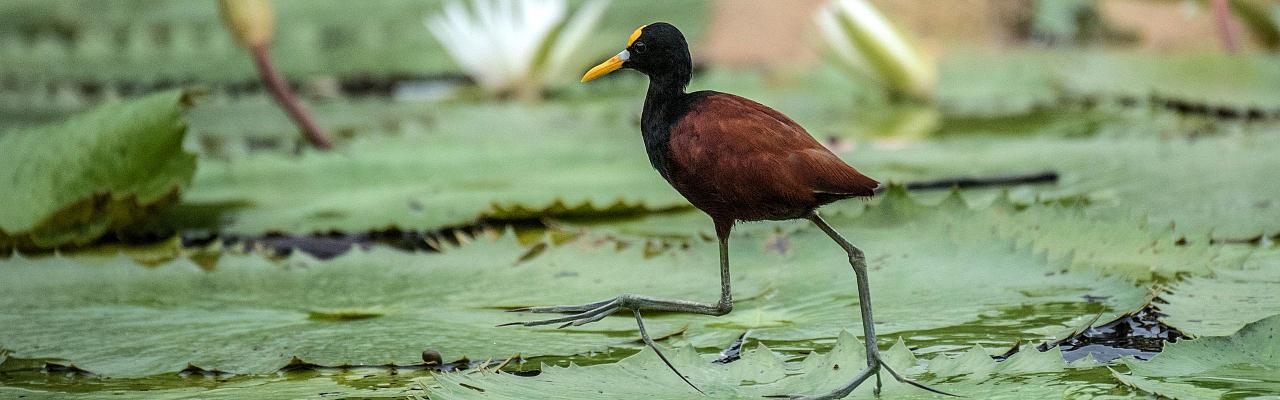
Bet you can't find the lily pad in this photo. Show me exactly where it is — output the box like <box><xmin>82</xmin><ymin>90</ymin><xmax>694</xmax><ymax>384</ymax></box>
<box><xmin>0</xmin><ymin>90</ymin><xmax>196</xmax><ymax>251</ymax></box>
<box><xmin>939</xmin><ymin>50</ymin><xmax>1280</xmax><ymax>115</ymax></box>
<box><xmin>846</xmin><ymin>132</ymin><xmax>1280</xmax><ymax>241</ymax></box>
<box><xmin>562</xmin><ymin>188</ymin><xmax>1233</xmax><ymax>280</ymax></box>
<box><xmin>1157</xmin><ymin>249</ymin><xmax>1280</xmax><ymax>337</ymax></box>
<box><xmin>0</xmin><ymin>0</ymin><xmax>710</xmax><ymax>87</ymax></box>
<box><xmin>0</xmin><ymin>189</ymin><xmax>1149</xmax><ymax>377</ymax></box>
<box><xmin>159</xmin><ymin>101</ymin><xmax>688</xmax><ymax>235</ymax></box>
<box><xmin>0</xmin><ymin>368</ymin><xmax>426</xmax><ymax>399</ymax></box>
<box><xmin>0</xmin><ymin>237</ymin><xmax>706</xmax><ymax>377</ymax></box>
<box><xmin>427</xmin><ymin>330</ymin><xmax>1119</xmax><ymax>399</ymax></box>
<box><xmin>1114</xmin><ymin>314</ymin><xmax>1280</xmax><ymax>399</ymax></box>
<box><xmin>542</xmin><ymin>189</ymin><xmax>1153</xmax><ymax>351</ymax></box>
<box><xmin>171</xmin><ymin>101</ymin><xmax>1280</xmax><ymax>244</ymax></box>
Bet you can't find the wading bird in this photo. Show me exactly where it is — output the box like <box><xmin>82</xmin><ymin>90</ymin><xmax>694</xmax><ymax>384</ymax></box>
<box><xmin>505</xmin><ymin>22</ymin><xmax>951</xmax><ymax>399</ymax></box>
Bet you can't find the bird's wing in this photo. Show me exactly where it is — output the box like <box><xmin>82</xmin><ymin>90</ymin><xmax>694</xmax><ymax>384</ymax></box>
<box><xmin>670</xmin><ymin>93</ymin><xmax>878</xmax><ymax>198</ymax></box>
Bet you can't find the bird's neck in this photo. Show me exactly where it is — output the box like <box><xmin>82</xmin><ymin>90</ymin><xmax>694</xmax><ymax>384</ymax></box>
<box><xmin>641</xmin><ymin>70</ymin><xmax>690</xmax><ymax>127</ymax></box>
<box><xmin>640</xmin><ymin>48</ymin><xmax>694</xmax><ymax>122</ymax></box>
<box><xmin>640</xmin><ymin>71</ymin><xmax>691</xmax><ymax>181</ymax></box>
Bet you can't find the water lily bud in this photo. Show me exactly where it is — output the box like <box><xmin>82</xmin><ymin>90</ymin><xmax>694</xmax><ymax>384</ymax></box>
<box><xmin>218</xmin><ymin>0</ymin><xmax>275</xmax><ymax>48</ymax></box>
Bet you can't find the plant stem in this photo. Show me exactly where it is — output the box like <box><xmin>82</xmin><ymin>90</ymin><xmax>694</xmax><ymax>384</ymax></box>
<box><xmin>250</xmin><ymin>44</ymin><xmax>334</xmax><ymax>150</ymax></box>
<box><xmin>1212</xmin><ymin>0</ymin><xmax>1239</xmax><ymax>54</ymax></box>
<box><xmin>875</xmin><ymin>171</ymin><xmax>1059</xmax><ymax>193</ymax></box>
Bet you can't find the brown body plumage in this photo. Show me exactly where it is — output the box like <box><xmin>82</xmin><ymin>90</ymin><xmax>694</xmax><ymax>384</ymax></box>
<box><xmin>666</xmin><ymin>93</ymin><xmax>878</xmax><ymax>224</ymax></box>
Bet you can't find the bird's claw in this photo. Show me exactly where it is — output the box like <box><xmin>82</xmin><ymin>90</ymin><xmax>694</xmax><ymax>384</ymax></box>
<box><xmin>500</xmin><ymin>297</ymin><xmax>623</xmax><ymax>328</ymax></box>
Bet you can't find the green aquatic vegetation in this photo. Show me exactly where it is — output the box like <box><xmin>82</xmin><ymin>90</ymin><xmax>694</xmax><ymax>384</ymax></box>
<box><xmin>1157</xmin><ymin>249</ymin><xmax>1280</xmax><ymax>337</ymax></box>
<box><xmin>162</xmin><ymin>101</ymin><xmax>687</xmax><ymax>235</ymax></box>
<box><xmin>563</xmin><ymin>188</ymin><xmax>1232</xmax><ymax>280</ymax></box>
<box><xmin>427</xmin><ymin>330</ymin><xmax>1123</xmax><ymax>399</ymax></box>
<box><xmin>1114</xmin><ymin>314</ymin><xmax>1280</xmax><ymax>399</ymax></box>
<box><xmin>0</xmin><ymin>0</ymin><xmax>711</xmax><ymax>88</ymax></box>
<box><xmin>0</xmin><ymin>189</ymin><xmax>1152</xmax><ymax>379</ymax></box>
<box><xmin>525</xmin><ymin>188</ymin><xmax>1152</xmax><ymax>351</ymax></box>
<box><xmin>0</xmin><ymin>238</ymin><xmax>701</xmax><ymax>377</ymax></box>
<box><xmin>845</xmin><ymin>131</ymin><xmax>1280</xmax><ymax>241</ymax></box>
<box><xmin>160</xmin><ymin>88</ymin><xmax>1280</xmax><ymax>241</ymax></box>
<box><xmin>0</xmin><ymin>90</ymin><xmax>196</xmax><ymax>251</ymax></box>
<box><xmin>1</xmin><ymin>5</ymin><xmax>1277</xmax><ymax>396</ymax></box>
<box><xmin>938</xmin><ymin>50</ymin><xmax>1280</xmax><ymax>115</ymax></box>
<box><xmin>0</xmin><ymin>367</ymin><xmax>428</xmax><ymax>399</ymax></box>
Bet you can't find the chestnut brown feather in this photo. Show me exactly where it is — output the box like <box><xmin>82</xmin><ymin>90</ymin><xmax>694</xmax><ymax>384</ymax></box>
<box><xmin>666</xmin><ymin>93</ymin><xmax>879</xmax><ymax>222</ymax></box>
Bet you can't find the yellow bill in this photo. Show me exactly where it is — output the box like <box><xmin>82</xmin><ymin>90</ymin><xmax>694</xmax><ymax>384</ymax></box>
<box><xmin>582</xmin><ymin>25</ymin><xmax>646</xmax><ymax>82</ymax></box>
<box><xmin>581</xmin><ymin>50</ymin><xmax>628</xmax><ymax>82</ymax></box>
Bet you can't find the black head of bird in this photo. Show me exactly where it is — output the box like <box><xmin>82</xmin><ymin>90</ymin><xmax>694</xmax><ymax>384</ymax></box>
<box><xmin>582</xmin><ymin>22</ymin><xmax>692</xmax><ymax>89</ymax></box>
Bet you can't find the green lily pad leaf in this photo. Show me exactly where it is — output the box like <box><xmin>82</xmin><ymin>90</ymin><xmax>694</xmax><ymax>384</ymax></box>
<box><xmin>0</xmin><ymin>367</ymin><xmax>427</xmax><ymax>399</ymax></box>
<box><xmin>1110</xmin><ymin>372</ymin><xmax>1226</xmax><ymax>400</ymax></box>
<box><xmin>0</xmin><ymin>1</ymin><xmax>710</xmax><ymax>91</ymax></box>
<box><xmin>567</xmin><ymin>187</ymin><xmax>1230</xmax><ymax>280</ymax></box>
<box><xmin>936</xmin><ymin>51</ymin><xmax>1058</xmax><ymax>117</ymax></box>
<box><xmin>939</xmin><ymin>50</ymin><xmax>1280</xmax><ymax>116</ymax></box>
<box><xmin>1157</xmin><ymin>250</ymin><xmax>1280</xmax><ymax>337</ymax></box>
<box><xmin>160</xmin><ymin>101</ymin><xmax>687</xmax><ymax>235</ymax></box>
<box><xmin>165</xmin><ymin>71</ymin><xmax>1280</xmax><ymax>239</ymax></box>
<box><xmin>0</xmin><ymin>188</ymin><xmax>1149</xmax><ymax>378</ymax></box>
<box><xmin>846</xmin><ymin>133</ymin><xmax>1280</xmax><ymax>241</ymax></box>
<box><xmin>426</xmin><ymin>330</ymin><xmax>1102</xmax><ymax>399</ymax></box>
<box><xmin>0</xmin><ymin>235</ymin><xmax>712</xmax><ymax>377</ymax></box>
<box><xmin>1058</xmin><ymin>52</ymin><xmax>1280</xmax><ymax>111</ymax></box>
<box><xmin>588</xmin><ymin>188</ymin><xmax>1150</xmax><ymax>352</ymax></box>
<box><xmin>0</xmin><ymin>90</ymin><xmax>196</xmax><ymax>251</ymax></box>
<box><xmin>1114</xmin><ymin>314</ymin><xmax>1280</xmax><ymax>399</ymax></box>
<box><xmin>989</xmin><ymin>203</ymin><xmax>1238</xmax><ymax>280</ymax></box>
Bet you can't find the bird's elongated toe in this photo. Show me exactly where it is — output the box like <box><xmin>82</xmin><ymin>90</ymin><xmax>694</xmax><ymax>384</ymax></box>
<box><xmin>499</xmin><ymin>297</ymin><xmax>623</xmax><ymax>328</ymax></box>
<box><xmin>506</xmin><ymin>298</ymin><xmax>619</xmax><ymax>314</ymax></box>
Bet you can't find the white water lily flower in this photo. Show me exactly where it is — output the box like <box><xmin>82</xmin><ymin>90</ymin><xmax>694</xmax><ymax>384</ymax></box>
<box><xmin>427</xmin><ymin>0</ymin><xmax>611</xmax><ymax>100</ymax></box>
<box><xmin>815</xmin><ymin>0</ymin><xmax>936</xmax><ymax>102</ymax></box>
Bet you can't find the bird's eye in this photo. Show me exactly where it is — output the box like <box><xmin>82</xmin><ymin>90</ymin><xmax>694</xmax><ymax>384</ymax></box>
<box><xmin>633</xmin><ymin>42</ymin><xmax>647</xmax><ymax>54</ymax></box>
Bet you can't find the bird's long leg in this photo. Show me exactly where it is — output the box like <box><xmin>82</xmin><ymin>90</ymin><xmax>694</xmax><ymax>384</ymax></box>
<box><xmin>786</xmin><ymin>213</ymin><xmax>957</xmax><ymax>400</ymax></box>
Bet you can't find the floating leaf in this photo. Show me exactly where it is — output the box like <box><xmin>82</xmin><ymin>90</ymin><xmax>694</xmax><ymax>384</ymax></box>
<box><xmin>541</xmin><ymin>188</ymin><xmax>1153</xmax><ymax>352</ymax></box>
<box><xmin>988</xmin><ymin>204</ymin><xmax>1239</xmax><ymax>280</ymax></box>
<box><xmin>427</xmin><ymin>330</ymin><xmax>1110</xmax><ymax>399</ymax></box>
<box><xmin>938</xmin><ymin>50</ymin><xmax>1280</xmax><ymax>116</ymax></box>
<box><xmin>0</xmin><ymin>90</ymin><xmax>196</xmax><ymax>251</ymax></box>
<box><xmin>846</xmin><ymin>132</ymin><xmax>1280</xmax><ymax>241</ymax></box>
<box><xmin>1114</xmin><ymin>314</ymin><xmax>1280</xmax><ymax>399</ymax></box>
<box><xmin>0</xmin><ymin>0</ymin><xmax>710</xmax><ymax>93</ymax></box>
<box><xmin>564</xmin><ymin>188</ymin><xmax>1230</xmax><ymax>280</ymax></box>
<box><xmin>0</xmin><ymin>190</ymin><xmax>1150</xmax><ymax>377</ymax></box>
<box><xmin>0</xmin><ymin>368</ymin><xmax>426</xmax><ymax>399</ymax></box>
<box><xmin>160</xmin><ymin>101</ymin><xmax>687</xmax><ymax>235</ymax></box>
<box><xmin>0</xmin><ymin>236</ymin><xmax>705</xmax><ymax>377</ymax></box>
<box><xmin>1157</xmin><ymin>249</ymin><xmax>1280</xmax><ymax>337</ymax></box>
<box><xmin>171</xmin><ymin>94</ymin><xmax>1280</xmax><ymax>244</ymax></box>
